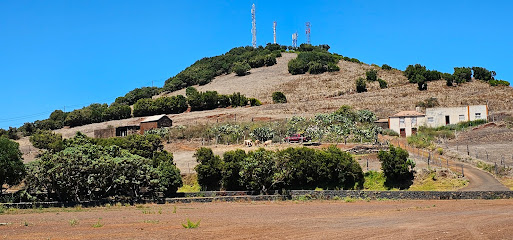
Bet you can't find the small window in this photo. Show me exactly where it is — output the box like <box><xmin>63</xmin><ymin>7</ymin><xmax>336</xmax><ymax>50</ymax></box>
<box><xmin>459</xmin><ymin>115</ymin><xmax>465</xmax><ymax>121</ymax></box>
<box><xmin>428</xmin><ymin>117</ymin><xmax>434</xmax><ymax>123</ymax></box>
<box><xmin>475</xmin><ymin>113</ymin><xmax>481</xmax><ymax>119</ymax></box>
<box><xmin>399</xmin><ymin>117</ymin><xmax>405</xmax><ymax>124</ymax></box>
<box><xmin>411</xmin><ymin>117</ymin><xmax>417</xmax><ymax>125</ymax></box>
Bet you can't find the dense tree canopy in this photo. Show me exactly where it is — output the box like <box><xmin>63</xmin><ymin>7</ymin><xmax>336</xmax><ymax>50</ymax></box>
<box><xmin>0</xmin><ymin>137</ymin><xmax>26</xmax><ymax>193</ymax></box>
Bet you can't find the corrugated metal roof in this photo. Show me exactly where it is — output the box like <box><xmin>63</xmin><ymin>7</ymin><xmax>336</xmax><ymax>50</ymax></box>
<box><xmin>141</xmin><ymin>114</ymin><xmax>168</xmax><ymax>123</ymax></box>
<box><xmin>391</xmin><ymin>111</ymin><xmax>425</xmax><ymax>117</ymax></box>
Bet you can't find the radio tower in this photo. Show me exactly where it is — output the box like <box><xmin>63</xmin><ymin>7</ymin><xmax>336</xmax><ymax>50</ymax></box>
<box><xmin>292</xmin><ymin>32</ymin><xmax>298</xmax><ymax>48</ymax></box>
<box><xmin>305</xmin><ymin>22</ymin><xmax>311</xmax><ymax>44</ymax></box>
<box><xmin>273</xmin><ymin>21</ymin><xmax>277</xmax><ymax>44</ymax></box>
<box><xmin>251</xmin><ymin>4</ymin><xmax>257</xmax><ymax>48</ymax></box>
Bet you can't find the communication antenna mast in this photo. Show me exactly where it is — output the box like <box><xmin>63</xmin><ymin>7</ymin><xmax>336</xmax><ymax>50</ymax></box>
<box><xmin>292</xmin><ymin>32</ymin><xmax>298</xmax><ymax>48</ymax></box>
<box><xmin>273</xmin><ymin>21</ymin><xmax>277</xmax><ymax>44</ymax></box>
<box><xmin>305</xmin><ymin>22</ymin><xmax>311</xmax><ymax>44</ymax></box>
<box><xmin>251</xmin><ymin>4</ymin><xmax>257</xmax><ymax>48</ymax></box>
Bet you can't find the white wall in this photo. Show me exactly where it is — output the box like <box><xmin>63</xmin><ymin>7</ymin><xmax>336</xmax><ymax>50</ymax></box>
<box><xmin>389</xmin><ymin>116</ymin><xmax>425</xmax><ymax>137</ymax></box>
<box><xmin>425</xmin><ymin>105</ymin><xmax>487</xmax><ymax>128</ymax></box>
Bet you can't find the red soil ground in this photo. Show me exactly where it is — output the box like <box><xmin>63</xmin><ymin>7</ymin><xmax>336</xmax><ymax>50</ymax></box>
<box><xmin>2</xmin><ymin>199</ymin><xmax>513</xmax><ymax>239</ymax></box>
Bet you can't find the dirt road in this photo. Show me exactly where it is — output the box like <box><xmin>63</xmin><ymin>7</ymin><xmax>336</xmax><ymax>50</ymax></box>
<box><xmin>2</xmin><ymin>200</ymin><xmax>513</xmax><ymax>239</ymax></box>
<box><xmin>458</xmin><ymin>162</ymin><xmax>510</xmax><ymax>191</ymax></box>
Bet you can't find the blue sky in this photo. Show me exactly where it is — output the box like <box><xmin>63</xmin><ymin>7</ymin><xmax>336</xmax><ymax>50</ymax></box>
<box><xmin>1</xmin><ymin>0</ymin><xmax>512</xmax><ymax>129</ymax></box>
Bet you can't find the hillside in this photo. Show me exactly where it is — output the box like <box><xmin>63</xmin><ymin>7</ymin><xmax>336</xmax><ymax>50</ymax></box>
<box><xmin>157</xmin><ymin>52</ymin><xmax>513</xmax><ymax>120</ymax></box>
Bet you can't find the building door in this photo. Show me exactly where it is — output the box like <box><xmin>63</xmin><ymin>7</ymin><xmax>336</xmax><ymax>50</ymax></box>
<box><xmin>400</xmin><ymin>128</ymin><xmax>406</xmax><ymax>137</ymax></box>
<box><xmin>445</xmin><ymin>116</ymin><xmax>450</xmax><ymax>125</ymax></box>
<box><xmin>412</xmin><ymin>128</ymin><xmax>417</xmax><ymax>135</ymax></box>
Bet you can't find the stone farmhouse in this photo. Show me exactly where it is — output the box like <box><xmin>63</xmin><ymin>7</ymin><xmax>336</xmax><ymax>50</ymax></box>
<box><xmin>388</xmin><ymin>105</ymin><xmax>488</xmax><ymax>137</ymax></box>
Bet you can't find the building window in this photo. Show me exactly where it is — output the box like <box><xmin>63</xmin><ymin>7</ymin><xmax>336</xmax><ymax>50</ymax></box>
<box><xmin>399</xmin><ymin>117</ymin><xmax>405</xmax><ymax>124</ymax></box>
<box><xmin>411</xmin><ymin>117</ymin><xmax>417</xmax><ymax>125</ymax></box>
<box><xmin>459</xmin><ymin>115</ymin><xmax>465</xmax><ymax>121</ymax></box>
<box><xmin>475</xmin><ymin>113</ymin><xmax>481</xmax><ymax>119</ymax></box>
<box><xmin>428</xmin><ymin>117</ymin><xmax>434</xmax><ymax>123</ymax></box>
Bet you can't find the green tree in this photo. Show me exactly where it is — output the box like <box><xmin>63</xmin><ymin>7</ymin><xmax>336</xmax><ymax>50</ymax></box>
<box><xmin>288</xmin><ymin>58</ymin><xmax>308</xmax><ymax>75</ymax></box>
<box><xmin>443</xmin><ymin>73</ymin><xmax>455</xmax><ymax>86</ymax></box>
<box><xmin>378</xmin><ymin>79</ymin><xmax>388</xmax><ymax>89</ymax></box>
<box><xmin>272</xmin><ymin>91</ymin><xmax>287</xmax><ymax>103</ymax></box>
<box><xmin>356</xmin><ymin>77</ymin><xmax>367</xmax><ymax>93</ymax></box>
<box><xmin>453</xmin><ymin>67</ymin><xmax>472</xmax><ymax>83</ymax></box>
<box><xmin>194</xmin><ymin>148</ymin><xmax>223</xmax><ymax>191</ymax></box>
<box><xmin>29</xmin><ymin>130</ymin><xmax>64</xmax><ymax>153</ymax></box>
<box><xmin>381</xmin><ymin>64</ymin><xmax>392</xmax><ymax>70</ymax></box>
<box><xmin>366</xmin><ymin>69</ymin><xmax>378</xmax><ymax>82</ymax></box>
<box><xmin>472</xmin><ymin>67</ymin><xmax>493</xmax><ymax>81</ymax></box>
<box><xmin>0</xmin><ymin>137</ymin><xmax>26</xmax><ymax>193</ymax></box>
<box><xmin>233</xmin><ymin>62</ymin><xmax>251</xmax><ymax>76</ymax></box>
<box><xmin>378</xmin><ymin>146</ymin><xmax>415</xmax><ymax>189</ymax></box>
<box><xmin>133</xmin><ymin>98</ymin><xmax>157</xmax><ymax>117</ymax></box>
<box><xmin>239</xmin><ymin>149</ymin><xmax>277</xmax><ymax>193</ymax></box>
<box><xmin>221</xmin><ymin>149</ymin><xmax>247</xmax><ymax>190</ymax></box>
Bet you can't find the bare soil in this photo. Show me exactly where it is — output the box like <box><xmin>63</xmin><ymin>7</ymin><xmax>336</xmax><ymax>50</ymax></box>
<box><xmin>2</xmin><ymin>200</ymin><xmax>513</xmax><ymax>239</ymax></box>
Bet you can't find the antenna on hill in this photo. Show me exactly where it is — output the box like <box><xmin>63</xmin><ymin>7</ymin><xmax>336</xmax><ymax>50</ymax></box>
<box><xmin>305</xmin><ymin>22</ymin><xmax>311</xmax><ymax>44</ymax></box>
<box><xmin>251</xmin><ymin>4</ymin><xmax>257</xmax><ymax>48</ymax></box>
<box><xmin>292</xmin><ymin>32</ymin><xmax>298</xmax><ymax>48</ymax></box>
<box><xmin>273</xmin><ymin>21</ymin><xmax>277</xmax><ymax>44</ymax></box>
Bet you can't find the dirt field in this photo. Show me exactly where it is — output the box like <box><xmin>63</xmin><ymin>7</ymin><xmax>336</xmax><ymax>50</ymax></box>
<box><xmin>446</xmin><ymin>123</ymin><xmax>513</xmax><ymax>167</ymax></box>
<box><xmin>2</xmin><ymin>200</ymin><xmax>513</xmax><ymax>239</ymax></box>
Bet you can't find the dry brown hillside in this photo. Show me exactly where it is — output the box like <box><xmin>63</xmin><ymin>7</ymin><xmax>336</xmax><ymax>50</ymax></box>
<box><xmin>157</xmin><ymin>52</ymin><xmax>513</xmax><ymax>119</ymax></box>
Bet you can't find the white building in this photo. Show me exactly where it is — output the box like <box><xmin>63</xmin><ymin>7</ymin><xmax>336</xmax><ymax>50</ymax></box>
<box><xmin>389</xmin><ymin>111</ymin><xmax>425</xmax><ymax>137</ymax></box>
<box><xmin>425</xmin><ymin>105</ymin><xmax>487</xmax><ymax>128</ymax></box>
<box><xmin>388</xmin><ymin>105</ymin><xmax>488</xmax><ymax>137</ymax></box>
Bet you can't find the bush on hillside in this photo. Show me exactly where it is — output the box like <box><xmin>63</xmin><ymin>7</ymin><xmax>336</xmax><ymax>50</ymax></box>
<box><xmin>378</xmin><ymin>78</ymin><xmax>388</xmax><ymax>89</ymax></box>
<box><xmin>356</xmin><ymin>78</ymin><xmax>367</xmax><ymax>93</ymax></box>
<box><xmin>115</xmin><ymin>87</ymin><xmax>160</xmax><ymax>105</ymax></box>
<box><xmin>163</xmin><ymin>46</ymin><xmax>283</xmax><ymax>92</ymax></box>
<box><xmin>381</xmin><ymin>64</ymin><xmax>392</xmax><ymax>70</ymax></box>
<box><xmin>29</xmin><ymin>130</ymin><xmax>64</xmax><ymax>153</ymax></box>
<box><xmin>272</xmin><ymin>91</ymin><xmax>287</xmax><ymax>104</ymax></box>
<box><xmin>233</xmin><ymin>61</ymin><xmax>251</xmax><ymax>76</ymax></box>
<box><xmin>288</xmin><ymin>58</ymin><xmax>308</xmax><ymax>75</ymax></box>
<box><xmin>366</xmin><ymin>69</ymin><xmax>378</xmax><ymax>82</ymax></box>
<box><xmin>453</xmin><ymin>67</ymin><xmax>472</xmax><ymax>83</ymax></box>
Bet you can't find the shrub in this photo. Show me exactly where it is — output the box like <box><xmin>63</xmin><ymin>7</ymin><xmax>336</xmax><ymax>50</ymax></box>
<box><xmin>194</xmin><ymin>148</ymin><xmax>223</xmax><ymax>191</ymax></box>
<box><xmin>453</xmin><ymin>67</ymin><xmax>472</xmax><ymax>83</ymax></box>
<box><xmin>250</xmin><ymin>126</ymin><xmax>275</xmax><ymax>142</ymax></box>
<box><xmin>288</xmin><ymin>58</ymin><xmax>308</xmax><ymax>75</ymax></box>
<box><xmin>327</xmin><ymin>62</ymin><xmax>340</xmax><ymax>72</ymax></box>
<box><xmin>416</xmin><ymin>97</ymin><xmax>439</xmax><ymax>108</ymax></box>
<box><xmin>366</xmin><ymin>69</ymin><xmax>378</xmax><ymax>82</ymax></box>
<box><xmin>264</xmin><ymin>55</ymin><xmax>277</xmax><ymax>66</ymax></box>
<box><xmin>472</xmin><ymin>67</ymin><xmax>494</xmax><ymax>81</ymax></box>
<box><xmin>489</xmin><ymin>79</ymin><xmax>510</xmax><ymax>86</ymax></box>
<box><xmin>163</xmin><ymin>45</ymin><xmax>285</xmax><ymax>91</ymax></box>
<box><xmin>233</xmin><ymin>62</ymin><xmax>251</xmax><ymax>76</ymax></box>
<box><xmin>272</xmin><ymin>91</ymin><xmax>287</xmax><ymax>104</ymax></box>
<box><xmin>29</xmin><ymin>130</ymin><xmax>64</xmax><ymax>153</ymax></box>
<box><xmin>249</xmin><ymin>98</ymin><xmax>262</xmax><ymax>106</ymax></box>
<box><xmin>378</xmin><ymin>79</ymin><xmax>387</xmax><ymax>89</ymax></box>
<box><xmin>308</xmin><ymin>61</ymin><xmax>325</xmax><ymax>74</ymax></box>
<box><xmin>443</xmin><ymin>72</ymin><xmax>455</xmax><ymax>86</ymax></box>
<box><xmin>221</xmin><ymin>149</ymin><xmax>247</xmax><ymax>190</ymax></box>
<box><xmin>382</xmin><ymin>129</ymin><xmax>399</xmax><ymax>137</ymax></box>
<box><xmin>0</xmin><ymin>137</ymin><xmax>26</xmax><ymax>193</ymax></box>
<box><xmin>356</xmin><ymin>78</ymin><xmax>367</xmax><ymax>93</ymax></box>
<box><xmin>378</xmin><ymin>146</ymin><xmax>414</xmax><ymax>188</ymax></box>
<box><xmin>381</xmin><ymin>64</ymin><xmax>392</xmax><ymax>70</ymax></box>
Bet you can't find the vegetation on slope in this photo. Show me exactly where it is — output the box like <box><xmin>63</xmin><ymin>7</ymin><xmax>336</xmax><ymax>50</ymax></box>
<box><xmin>163</xmin><ymin>44</ymin><xmax>286</xmax><ymax>92</ymax></box>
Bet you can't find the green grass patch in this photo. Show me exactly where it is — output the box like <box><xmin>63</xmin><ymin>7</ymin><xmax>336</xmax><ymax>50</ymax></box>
<box><xmin>182</xmin><ymin>218</ymin><xmax>201</xmax><ymax>229</ymax></box>
<box><xmin>409</xmin><ymin>171</ymin><xmax>468</xmax><ymax>191</ymax></box>
<box><xmin>92</xmin><ymin>218</ymin><xmax>103</xmax><ymax>228</ymax></box>
<box><xmin>363</xmin><ymin>171</ymin><xmax>389</xmax><ymax>190</ymax></box>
